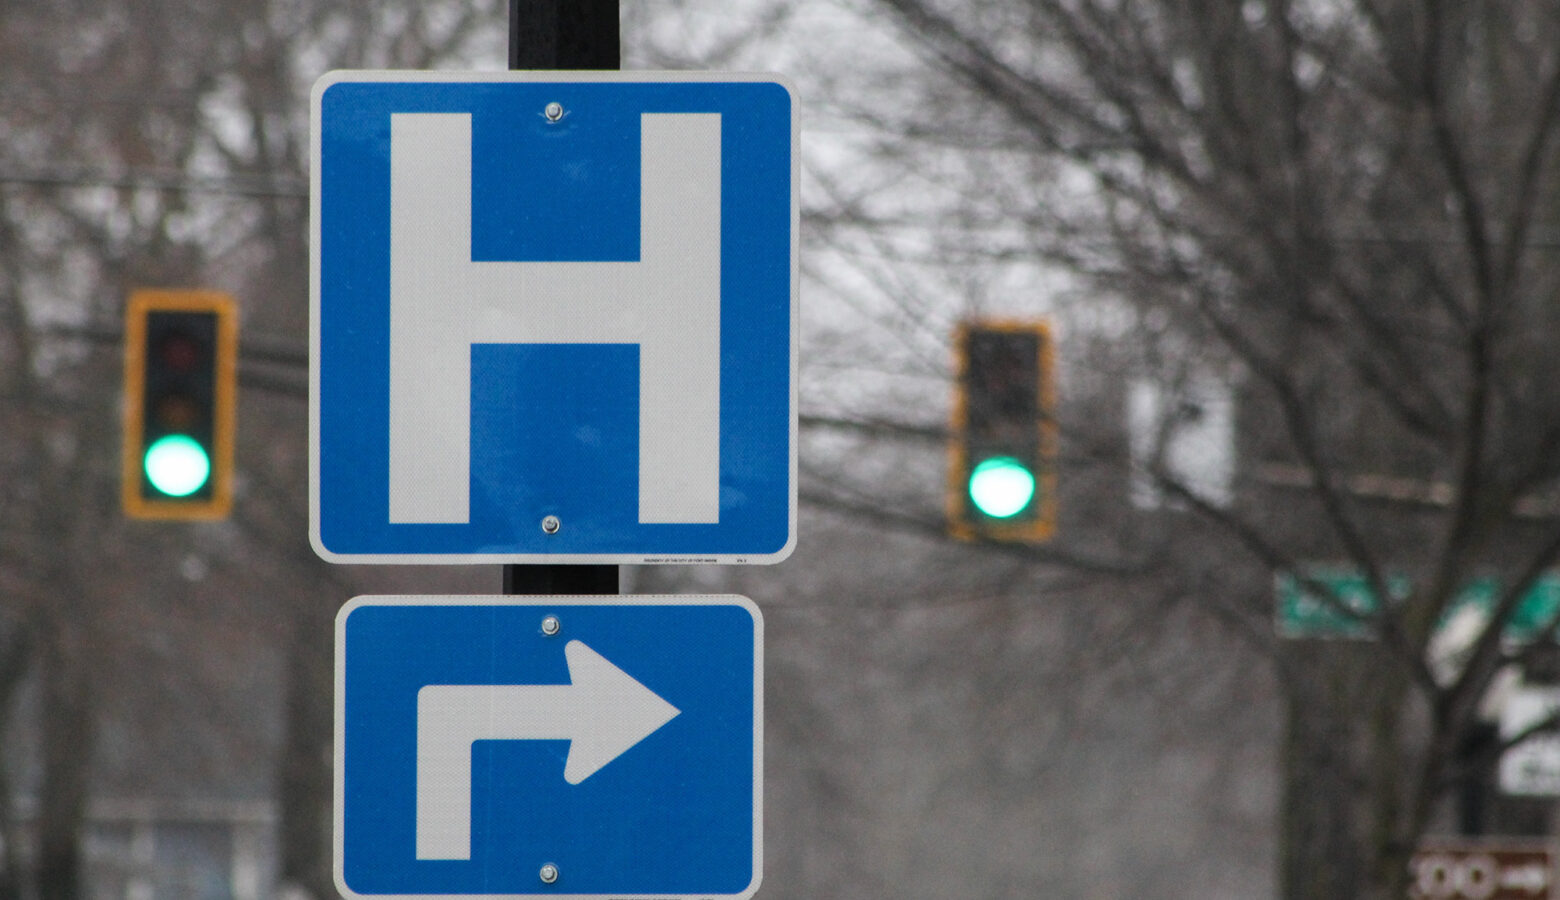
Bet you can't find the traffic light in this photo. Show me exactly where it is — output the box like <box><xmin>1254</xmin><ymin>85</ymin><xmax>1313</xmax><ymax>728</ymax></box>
<box><xmin>122</xmin><ymin>290</ymin><xmax>238</xmax><ymax>520</ymax></box>
<box><xmin>948</xmin><ymin>320</ymin><xmax>1056</xmax><ymax>542</ymax></box>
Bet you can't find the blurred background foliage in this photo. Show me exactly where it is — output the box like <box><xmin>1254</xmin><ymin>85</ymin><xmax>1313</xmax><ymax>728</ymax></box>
<box><xmin>2</xmin><ymin>1</ymin><xmax>1560</xmax><ymax>898</ymax></box>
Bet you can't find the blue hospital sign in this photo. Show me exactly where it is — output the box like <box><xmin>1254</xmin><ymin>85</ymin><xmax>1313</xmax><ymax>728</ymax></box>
<box><xmin>335</xmin><ymin>595</ymin><xmax>763</xmax><ymax>899</ymax></box>
<box><xmin>309</xmin><ymin>72</ymin><xmax>797</xmax><ymax>563</ymax></box>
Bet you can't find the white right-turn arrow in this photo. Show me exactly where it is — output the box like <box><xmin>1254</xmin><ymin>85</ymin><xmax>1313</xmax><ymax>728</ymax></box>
<box><xmin>415</xmin><ymin>639</ymin><xmax>681</xmax><ymax>860</ymax></box>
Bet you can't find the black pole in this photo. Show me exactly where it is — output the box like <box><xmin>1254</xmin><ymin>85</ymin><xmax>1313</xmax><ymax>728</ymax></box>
<box><xmin>503</xmin><ymin>0</ymin><xmax>621</xmax><ymax>596</ymax></box>
<box><xmin>508</xmin><ymin>0</ymin><xmax>620</xmax><ymax>70</ymax></box>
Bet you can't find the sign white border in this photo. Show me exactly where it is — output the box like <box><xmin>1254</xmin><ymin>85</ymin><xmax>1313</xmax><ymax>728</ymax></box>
<box><xmin>334</xmin><ymin>594</ymin><xmax>764</xmax><ymax>900</ymax></box>
<box><xmin>309</xmin><ymin>71</ymin><xmax>799</xmax><ymax>565</ymax></box>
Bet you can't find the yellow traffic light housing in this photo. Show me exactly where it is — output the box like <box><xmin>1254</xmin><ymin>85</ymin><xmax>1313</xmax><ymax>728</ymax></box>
<box><xmin>122</xmin><ymin>289</ymin><xmax>238</xmax><ymax>520</ymax></box>
<box><xmin>948</xmin><ymin>320</ymin><xmax>1056</xmax><ymax>542</ymax></box>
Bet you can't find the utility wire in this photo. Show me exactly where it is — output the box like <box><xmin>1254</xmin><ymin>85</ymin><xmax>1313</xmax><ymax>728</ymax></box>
<box><xmin>0</xmin><ymin>167</ymin><xmax>307</xmax><ymax>199</ymax></box>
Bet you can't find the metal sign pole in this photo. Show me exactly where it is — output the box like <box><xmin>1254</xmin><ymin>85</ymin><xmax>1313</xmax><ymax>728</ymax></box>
<box><xmin>503</xmin><ymin>0</ymin><xmax>621</xmax><ymax>595</ymax></box>
<box><xmin>508</xmin><ymin>0</ymin><xmax>619</xmax><ymax>70</ymax></box>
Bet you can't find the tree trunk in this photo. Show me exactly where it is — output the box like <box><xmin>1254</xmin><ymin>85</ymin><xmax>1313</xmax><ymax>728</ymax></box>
<box><xmin>1280</xmin><ymin>639</ymin><xmax>1416</xmax><ymax>900</ymax></box>
<box><xmin>277</xmin><ymin>601</ymin><xmax>335</xmax><ymax>899</ymax></box>
<box><xmin>34</xmin><ymin>618</ymin><xmax>91</xmax><ymax>900</ymax></box>
<box><xmin>0</xmin><ymin>620</ymin><xmax>31</xmax><ymax>900</ymax></box>
<box><xmin>1281</xmin><ymin>675</ymin><xmax>1364</xmax><ymax>897</ymax></box>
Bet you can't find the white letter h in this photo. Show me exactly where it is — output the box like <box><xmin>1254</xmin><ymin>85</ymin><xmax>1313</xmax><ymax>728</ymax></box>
<box><xmin>387</xmin><ymin>112</ymin><xmax>721</xmax><ymax>525</ymax></box>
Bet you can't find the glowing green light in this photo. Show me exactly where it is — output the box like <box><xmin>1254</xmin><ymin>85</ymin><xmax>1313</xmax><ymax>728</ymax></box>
<box><xmin>143</xmin><ymin>435</ymin><xmax>211</xmax><ymax>498</ymax></box>
<box><xmin>968</xmin><ymin>456</ymin><xmax>1036</xmax><ymax>518</ymax></box>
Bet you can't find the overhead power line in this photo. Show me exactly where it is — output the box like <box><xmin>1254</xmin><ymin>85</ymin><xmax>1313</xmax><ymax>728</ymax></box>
<box><xmin>0</xmin><ymin>166</ymin><xmax>307</xmax><ymax>199</ymax></box>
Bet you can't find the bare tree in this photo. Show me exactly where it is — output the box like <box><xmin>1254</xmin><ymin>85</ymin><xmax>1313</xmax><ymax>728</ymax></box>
<box><xmin>0</xmin><ymin>1</ymin><xmax>508</xmax><ymax>896</ymax></box>
<box><xmin>790</xmin><ymin>1</ymin><xmax>1560</xmax><ymax>896</ymax></box>
<box><xmin>14</xmin><ymin>0</ymin><xmax>1556</xmax><ymax>895</ymax></box>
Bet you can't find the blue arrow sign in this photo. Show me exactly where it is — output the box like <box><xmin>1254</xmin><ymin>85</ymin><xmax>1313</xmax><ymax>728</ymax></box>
<box><xmin>335</xmin><ymin>596</ymin><xmax>763</xmax><ymax>899</ymax></box>
<box><xmin>309</xmin><ymin>71</ymin><xmax>797</xmax><ymax>564</ymax></box>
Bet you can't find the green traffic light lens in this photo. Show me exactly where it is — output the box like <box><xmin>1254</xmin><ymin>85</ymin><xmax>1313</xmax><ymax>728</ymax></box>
<box><xmin>968</xmin><ymin>456</ymin><xmax>1036</xmax><ymax>518</ymax></box>
<box><xmin>143</xmin><ymin>435</ymin><xmax>211</xmax><ymax>497</ymax></box>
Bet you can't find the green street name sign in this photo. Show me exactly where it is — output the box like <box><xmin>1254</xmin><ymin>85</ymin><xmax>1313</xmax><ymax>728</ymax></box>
<box><xmin>1275</xmin><ymin>569</ymin><xmax>1560</xmax><ymax>641</ymax></box>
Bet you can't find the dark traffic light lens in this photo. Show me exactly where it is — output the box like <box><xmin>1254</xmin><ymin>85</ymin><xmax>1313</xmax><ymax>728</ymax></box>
<box><xmin>155</xmin><ymin>333</ymin><xmax>202</xmax><ymax>371</ymax></box>
<box><xmin>152</xmin><ymin>394</ymin><xmax>202</xmax><ymax>430</ymax></box>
